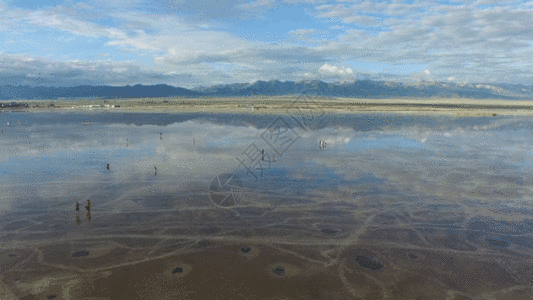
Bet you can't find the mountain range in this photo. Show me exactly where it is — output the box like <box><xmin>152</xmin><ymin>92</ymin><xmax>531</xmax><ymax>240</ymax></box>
<box><xmin>1</xmin><ymin>80</ymin><xmax>532</xmax><ymax>100</ymax></box>
<box><xmin>0</xmin><ymin>84</ymin><xmax>200</xmax><ymax>100</ymax></box>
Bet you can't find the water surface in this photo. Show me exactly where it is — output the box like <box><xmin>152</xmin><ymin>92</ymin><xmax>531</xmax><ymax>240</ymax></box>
<box><xmin>1</xmin><ymin>111</ymin><xmax>532</xmax><ymax>299</ymax></box>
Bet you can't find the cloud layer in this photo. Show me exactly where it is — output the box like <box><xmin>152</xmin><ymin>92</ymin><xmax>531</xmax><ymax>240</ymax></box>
<box><xmin>0</xmin><ymin>0</ymin><xmax>532</xmax><ymax>87</ymax></box>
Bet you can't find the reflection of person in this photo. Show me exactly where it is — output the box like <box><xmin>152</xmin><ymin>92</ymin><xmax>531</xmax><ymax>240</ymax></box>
<box><xmin>85</xmin><ymin>200</ymin><xmax>91</xmax><ymax>212</ymax></box>
<box><xmin>76</xmin><ymin>214</ymin><xmax>81</xmax><ymax>226</ymax></box>
<box><xmin>75</xmin><ymin>201</ymin><xmax>80</xmax><ymax>211</ymax></box>
<box><xmin>86</xmin><ymin>211</ymin><xmax>92</xmax><ymax>222</ymax></box>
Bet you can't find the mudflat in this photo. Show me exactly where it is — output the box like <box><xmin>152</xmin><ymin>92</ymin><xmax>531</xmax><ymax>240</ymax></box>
<box><xmin>2</xmin><ymin>201</ymin><xmax>532</xmax><ymax>300</ymax></box>
<box><xmin>3</xmin><ymin>96</ymin><xmax>533</xmax><ymax>116</ymax></box>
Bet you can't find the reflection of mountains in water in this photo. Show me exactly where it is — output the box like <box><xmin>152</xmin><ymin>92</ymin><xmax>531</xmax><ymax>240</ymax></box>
<box><xmin>16</xmin><ymin>112</ymin><xmax>530</xmax><ymax>135</ymax></box>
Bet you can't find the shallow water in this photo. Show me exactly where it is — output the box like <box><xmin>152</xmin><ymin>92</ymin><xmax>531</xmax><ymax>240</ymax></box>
<box><xmin>1</xmin><ymin>110</ymin><xmax>533</xmax><ymax>299</ymax></box>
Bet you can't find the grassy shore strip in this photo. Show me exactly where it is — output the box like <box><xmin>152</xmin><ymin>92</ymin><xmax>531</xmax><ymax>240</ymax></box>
<box><xmin>2</xmin><ymin>97</ymin><xmax>533</xmax><ymax>116</ymax></box>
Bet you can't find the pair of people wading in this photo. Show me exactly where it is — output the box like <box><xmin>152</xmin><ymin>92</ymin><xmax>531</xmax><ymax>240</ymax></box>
<box><xmin>75</xmin><ymin>200</ymin><xmax>92</xmax><ymax>224</ymax></box>
<box><xmin>75</xmin><ymin>200</ymin><xmax>91</xmax><ymax>212</ymax></box>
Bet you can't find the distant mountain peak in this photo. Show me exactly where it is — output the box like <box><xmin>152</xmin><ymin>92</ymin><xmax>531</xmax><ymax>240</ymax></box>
<box><xmin>1</xmin><ymin>80</ymin><xmax>531</xmax><ymax>100</ymax></box>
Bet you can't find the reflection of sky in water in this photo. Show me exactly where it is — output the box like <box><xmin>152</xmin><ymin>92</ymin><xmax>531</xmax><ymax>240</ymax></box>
<box><xmin>343</xmin><ymin>136</ymin><xmax>424</xmax><ymax>151</ymax></box>
<box><xmin>3</xmin><ymin>111</ymin><xmax>533</xmax><ymax>300</ymax></box>
<box><xmin>1</xmin><ymin>112</ymin><xmax>533</xmax><ymax>220</ymax></box>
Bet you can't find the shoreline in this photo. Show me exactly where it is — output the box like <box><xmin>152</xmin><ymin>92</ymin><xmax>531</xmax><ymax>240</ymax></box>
<box><xmin>2</xmin><ymin>96</ymin><xmax>533</xmax><ymax>117</ymax></box>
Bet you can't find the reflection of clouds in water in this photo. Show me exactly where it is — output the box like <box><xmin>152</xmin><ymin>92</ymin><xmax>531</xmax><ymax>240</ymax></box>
<box><xmin>1</xmin><ymin>114</ymin><xmax>533</xmax><ymax>218</ymax></box>
<box><xmin>0</xmin><ymin>121</ymin><xmax>258</xmax><ymax>211</ymax></box>
<box><xmin>307</xmin><ymin>119</ymin><xmax>533</xmax><ymax>218</ymax></box>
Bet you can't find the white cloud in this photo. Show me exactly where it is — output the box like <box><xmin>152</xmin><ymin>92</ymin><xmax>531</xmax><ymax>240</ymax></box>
<box><xmin>409</xmin><ymin>68</ymin><xmax>433</xmax><ymax>82</ymax></box>
<box><xmin>288</xmin><ymin>28</ymin><xmax>320</xmax><ymax>43</ymax></box>
<box><xmin>0</xmin><ymin>53</ymin><xmax>207</xmax><ymax>87</ymax></box>
<box><xmin>319</xmin><ymin>63</ymin><xmax>353</xmax><ymax>75</ymax></box>
<box><xmin>289</xmin><ymin>28</ymin><xmax>317</xmax><ymax>36</ymax></box>
<box><xmin>312</xmin><ymin>1</ymin><xmax>533</xmax><ymax>83</ymax></box>
<box><xmin>2</xmin><ymin>0</ymin><xmax>533</xmax><ymax>85</ymax></box>
<box><xmin>329</xmin><ymin>25</ymin><xmax>346</xmax><ymax>30</ymax></box>
<box><xmin>237</xmin><ymin>0</ymin><xmax>276</xmax><ymax>12</ymax></box>
<box><xmin>24</xmin><ymin>10</ymin><xmax>127</xmax><ymax>39</ymax></box>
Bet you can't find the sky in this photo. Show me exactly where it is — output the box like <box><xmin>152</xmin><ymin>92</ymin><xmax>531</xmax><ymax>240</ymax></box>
<box><xmin>0</xmin><ymin>0</ymin><xmax>532</xmax><ymax>88</ymax></box>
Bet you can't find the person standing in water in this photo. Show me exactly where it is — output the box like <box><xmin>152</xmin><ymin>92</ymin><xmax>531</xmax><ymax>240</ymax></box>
<box><xmin>75</xmin><ymin>201</ymin><xmax>80</xmax><ymax>211</ymax></box>
<box><xmin>107</xmin><ymin>163</ymin><xmax>110</xmax><ymax>170</ymax></box>
<box><xmin>85</xmin><ymin>200</ymin><xmax>91</xmax><ymax>212</ymax></box>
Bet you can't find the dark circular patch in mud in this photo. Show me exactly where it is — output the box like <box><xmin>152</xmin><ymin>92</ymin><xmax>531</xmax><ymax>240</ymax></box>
<box><xmin>164</xmin><ymin>262</ymin><xmax>192</xmax><ymax>278</ymax></box>
<box><xmin>486</xmin><ymin>237</ymin><xmax>510</xmax><ymax>247</ymax></box>
<box><xmin>407</xmin><ymin>252</ymin><xmax>418</xmax><ymax>260</ymax></box>
<box><xmin>355</xmin><ymin>255</ymin><xmax>383</xmax><ymax>270</ymax></box>
<box><xmin>320</xmin><ymin>228</ymin><xmax>339</xmax><ymax>235</ymax></box>
<box><xmin>272</xmin><ymin>266</ymin><xmax>285</xmax><ymax>276</ymax></box>
<box><xmin>8</xmin><ymin>253</ymin><xmax>17</xmax><ymax>257</ymax></box>
<box><xmin>241</xmin><ymin>247</ymin><xmax>251</xmax><ymax>253</ymax></box>
<box><xmin>72</xmin><ymin>250</ymin><xmax>89</xmax><ymax>258</ymax></box>
<box><xmin>47</xmin><ymin>295</ymin><xmax>57</xmax><ymax>299</ymax></box>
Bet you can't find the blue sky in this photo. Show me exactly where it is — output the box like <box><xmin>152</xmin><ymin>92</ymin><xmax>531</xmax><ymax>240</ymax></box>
<box><xmin>1</xmin><ymin>0</ymin><xmax>532</xmax><ymax>88</ymax></box>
